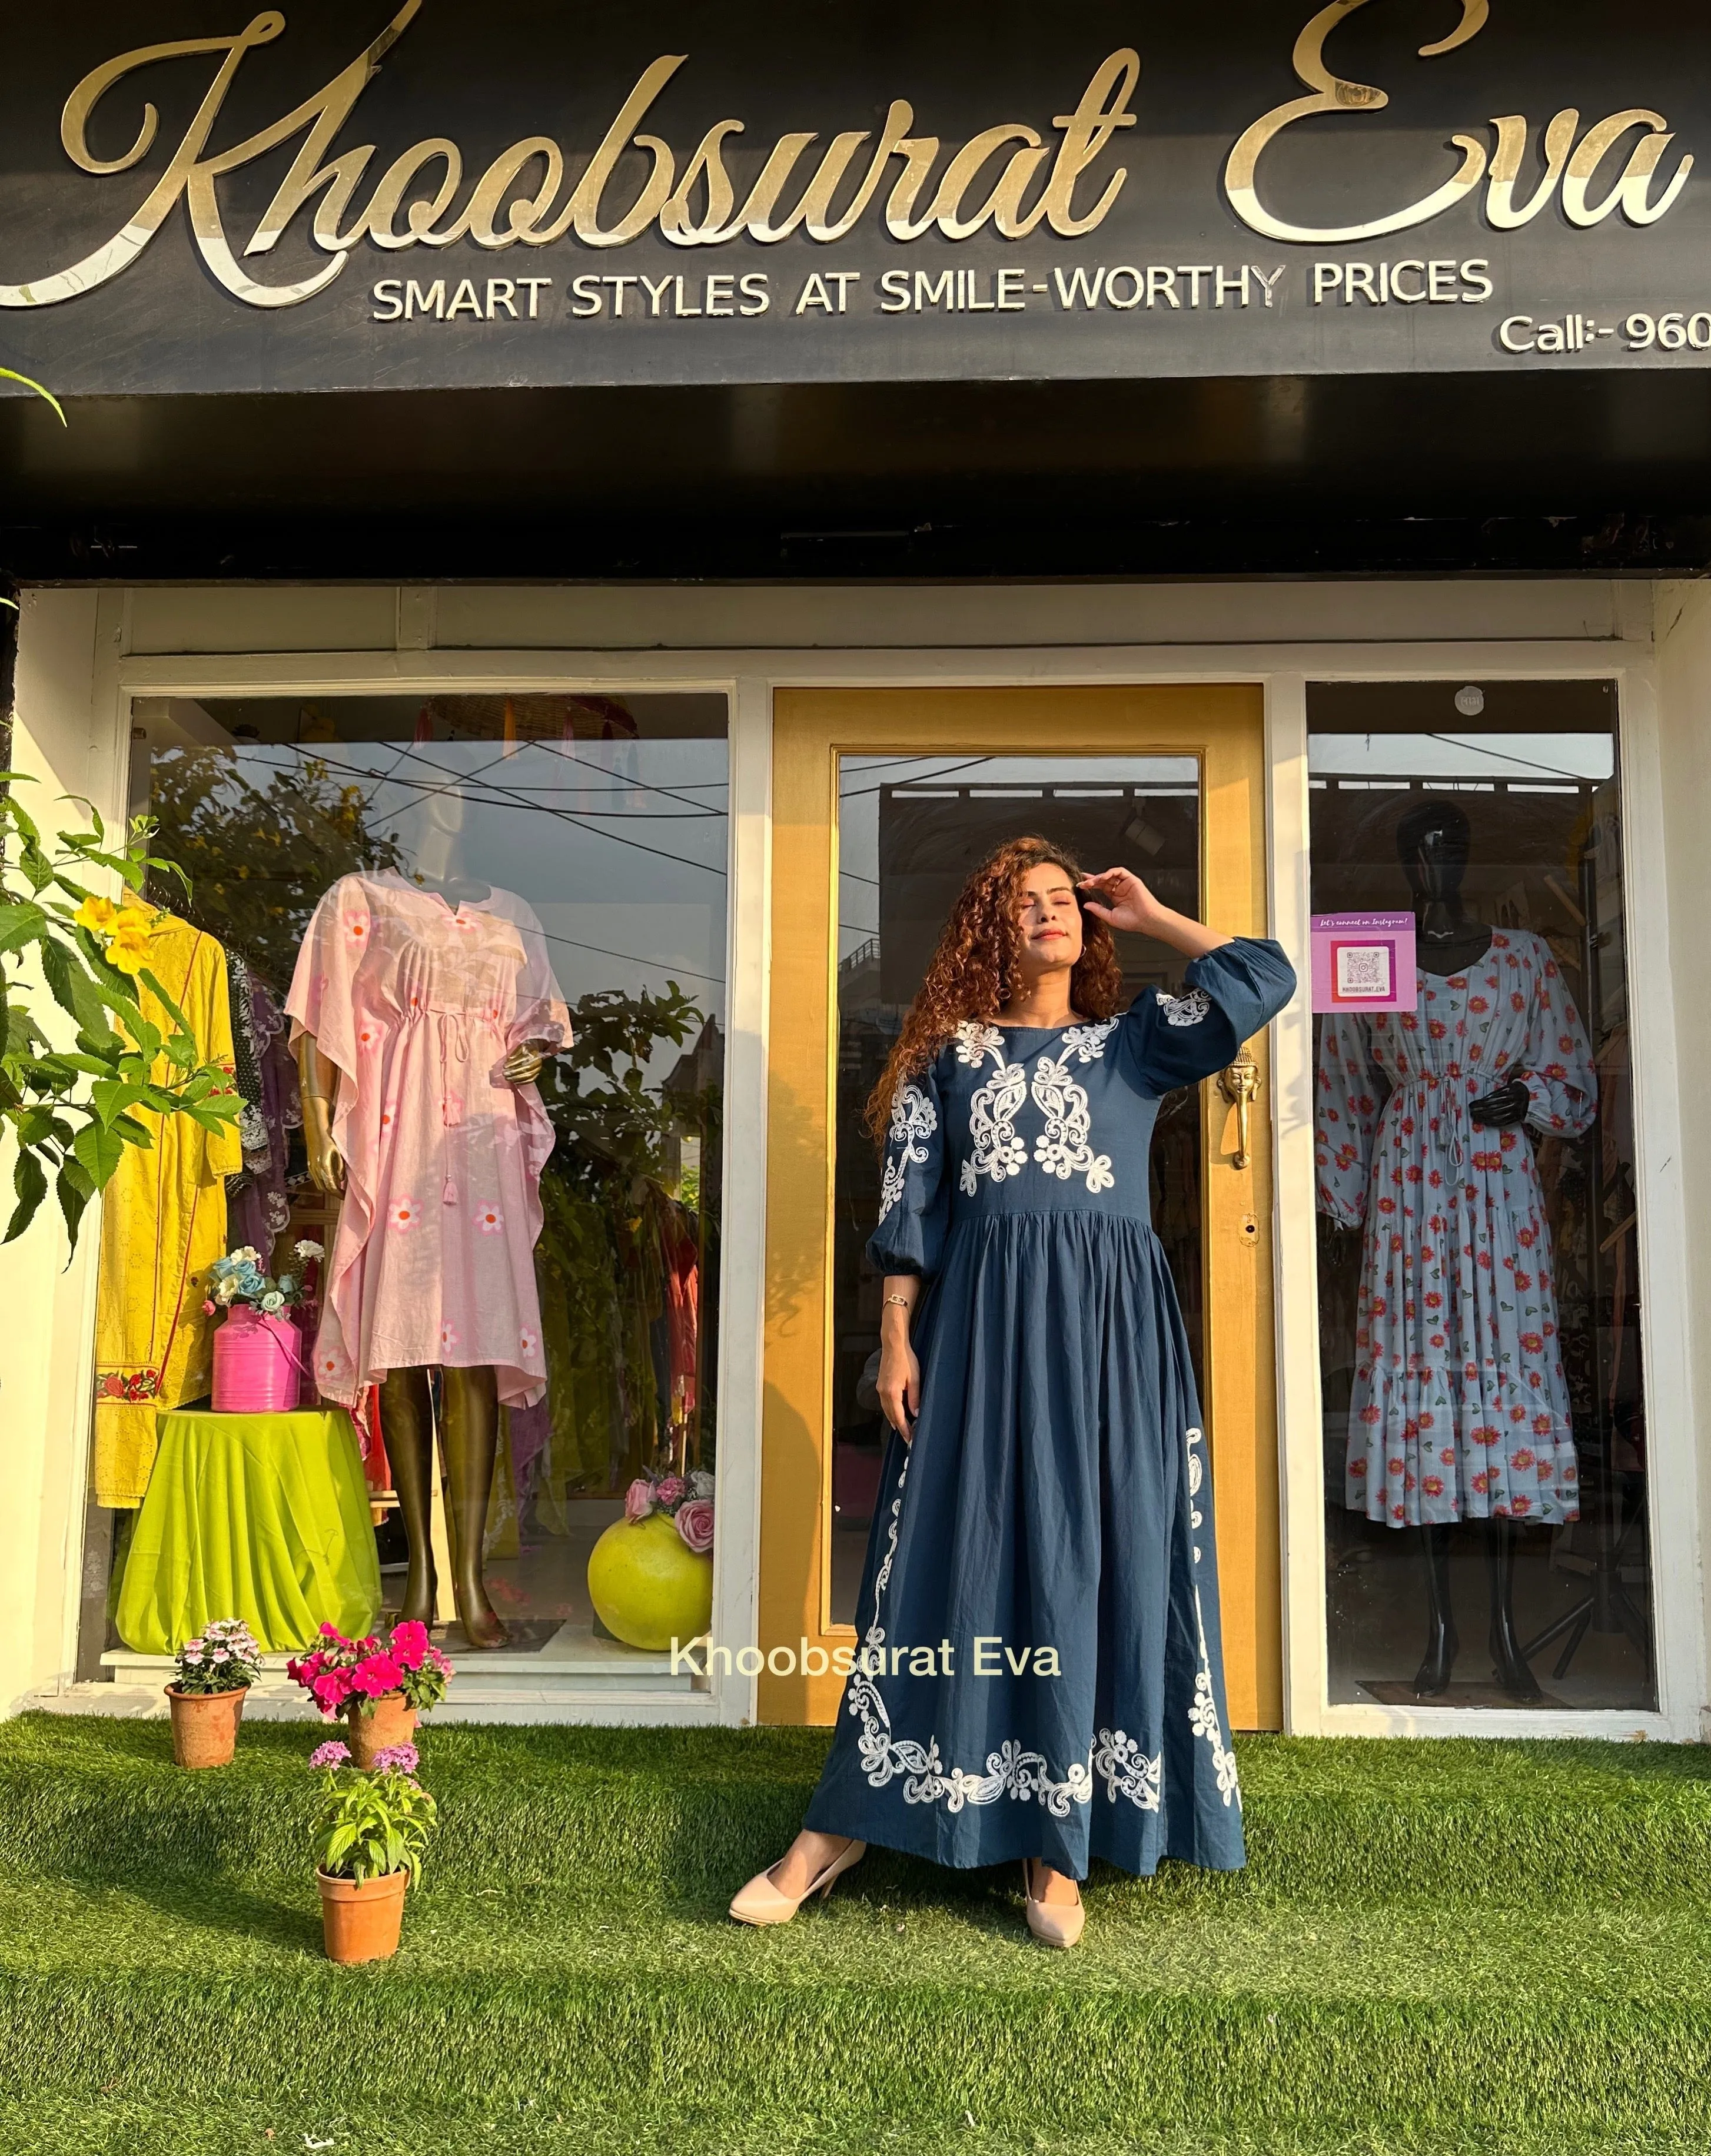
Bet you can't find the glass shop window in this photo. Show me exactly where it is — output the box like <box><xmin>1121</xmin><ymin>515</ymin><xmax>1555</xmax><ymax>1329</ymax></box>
<box><xmin>830</xmin><ymin>754</ymin><xmax>1204</xmax><ymax>1625</ymax></box>
<box><xmin>1310</xmin><ymin>682</ymin><xmax>1653</xmax><ymax>1710</ymax></box>
<box><xmin>79</xmin><ymin>691</ymin><xmax>727</xmax><ymax>1674</ymax></box>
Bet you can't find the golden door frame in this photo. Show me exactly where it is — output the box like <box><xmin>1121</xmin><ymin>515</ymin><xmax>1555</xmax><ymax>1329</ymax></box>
<box><xmin>758</xmin><ymin>686</ymin><xmax>1280</xmax><ymax>1728</ymax></box>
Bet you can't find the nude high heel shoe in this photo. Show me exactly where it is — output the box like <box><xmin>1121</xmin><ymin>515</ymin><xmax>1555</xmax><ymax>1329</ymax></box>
<box><xmin>729</xmin><ymin>1838</ymin><xmax>867</xmax><ymax>1926</ymax></box>
<box><xmin>1022</xmin><ymin>1859</ymin><xmax>1085</xmax><ymax>1948</ymax></box>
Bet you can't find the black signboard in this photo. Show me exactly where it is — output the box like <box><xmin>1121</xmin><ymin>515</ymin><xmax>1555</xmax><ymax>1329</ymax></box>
<box><xmin>1</xmin><ymin>0</ymin><xmax>1709</xmax><ymax>396</ymax></box>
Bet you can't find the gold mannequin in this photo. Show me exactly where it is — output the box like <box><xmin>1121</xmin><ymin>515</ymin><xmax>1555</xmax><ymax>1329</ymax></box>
<box><xmin>294</xmin><ymin>1029</ymin><xmax>550</xmax><ymax>1652</ymax></box>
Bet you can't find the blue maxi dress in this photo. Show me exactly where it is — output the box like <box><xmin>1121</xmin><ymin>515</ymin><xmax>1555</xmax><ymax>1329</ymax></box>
<box><xmin>803</xmin><ymin>938</ymin><xmax>1297</xmax><ymax>1879</ymax></box>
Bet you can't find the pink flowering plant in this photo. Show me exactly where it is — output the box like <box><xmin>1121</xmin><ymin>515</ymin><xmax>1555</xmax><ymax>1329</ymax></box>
<box><xmin>308</xmin><ymin>1738</ymin><xmax>437</xmax><ymax>1886</ymax></box>
<box><xmin>287</xmin><ymin>1619</ymin><xmax>453</xmax><ymax>1722</ymax></box>
<box><xmin>172</xmin><ymin>1617</ymin><xmax>263</xmax><ymax>1695</ymax></box>
<box><xmin>623</xmin><ymin>1467</ymin><xmax>715</xmax><ymax>1554</ymax></box>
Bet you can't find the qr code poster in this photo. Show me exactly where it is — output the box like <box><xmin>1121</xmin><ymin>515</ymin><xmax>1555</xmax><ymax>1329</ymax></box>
<box><xmin>1310</xmin><ymin>912</ymin><xmax>1418</xmax><ymax>1014</ymax></box>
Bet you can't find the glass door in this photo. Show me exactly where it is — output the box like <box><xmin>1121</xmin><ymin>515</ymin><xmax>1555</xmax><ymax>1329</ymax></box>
<box><xmin>759</xmin><ymin>687</ymin><xmax>1280</xmax><ymax>1727</ymax></box>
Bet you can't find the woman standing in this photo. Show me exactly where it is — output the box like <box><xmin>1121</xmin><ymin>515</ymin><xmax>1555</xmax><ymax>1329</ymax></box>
<box><xmin>731</xmin><ymin>838</ymin><xmax>1295</xmax><ymax>1945</ymax></box>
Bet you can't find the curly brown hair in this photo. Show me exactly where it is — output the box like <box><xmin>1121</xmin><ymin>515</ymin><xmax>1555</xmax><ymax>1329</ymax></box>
<box><xmin>865</xmin><ymin>835</ymin><xmax>1125</xmax><ymax>1142</ymax></box>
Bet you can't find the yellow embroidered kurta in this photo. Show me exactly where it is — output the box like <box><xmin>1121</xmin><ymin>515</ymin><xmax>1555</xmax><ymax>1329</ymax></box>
<box><xmin>94</xmin><ymin>916</ymin><xmax>242</xmax><ymax>1507</ymax></box>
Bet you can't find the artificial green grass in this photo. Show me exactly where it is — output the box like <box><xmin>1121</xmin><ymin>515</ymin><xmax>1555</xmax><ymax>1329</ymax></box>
<box><xmin>1</xmin><ymin>1715</ymin><xmax>1708</xmax><ymax>2155</ymax></box>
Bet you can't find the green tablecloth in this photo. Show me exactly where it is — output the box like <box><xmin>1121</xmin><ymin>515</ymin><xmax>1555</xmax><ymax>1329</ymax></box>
<box><xmin>115</xmin><ymin>1407</ymin><xmax>381</xmax><ymax>1655</ymax></box>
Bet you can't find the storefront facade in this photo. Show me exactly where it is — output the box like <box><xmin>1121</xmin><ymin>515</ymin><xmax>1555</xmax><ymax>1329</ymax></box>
<box><xmin>2</xmin><ymin>4</ymin><xmax>1709</xmax><ymax>1743</ymax></box>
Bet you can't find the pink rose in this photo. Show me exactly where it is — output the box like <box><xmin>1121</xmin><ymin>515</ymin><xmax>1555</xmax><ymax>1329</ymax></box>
<box><xmin>623</xmin><ymin>1478</ymin><xmax>654</xmax><ymax>1524</ymax></box>
<box><xmin>653</xmin><ymin>1475</ymin><xmax>687</xmax><ymax>1508</ymax></box>
<box><xmin>675</xmin><ymin>1499</ymin><xmax>715</xmax><ymax>1555</ymax></box>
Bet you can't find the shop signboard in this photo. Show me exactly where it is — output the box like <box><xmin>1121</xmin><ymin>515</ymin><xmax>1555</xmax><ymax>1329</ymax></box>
<box><xmin>1</xmin><ymin>0</ymin><xmax>1709</xmax><ymax>395</ymax></box>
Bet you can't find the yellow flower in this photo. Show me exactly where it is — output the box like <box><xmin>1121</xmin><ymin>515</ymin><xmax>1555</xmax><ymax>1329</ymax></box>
<box><xmin>106</xmin><ymin>923</ymin><xmax>152</xmax><ymax>975</ymax></box>
<box><xmin>74</xmin><ymin>895</ymin><xmax>121</xmax><ymax>935</ymax></box>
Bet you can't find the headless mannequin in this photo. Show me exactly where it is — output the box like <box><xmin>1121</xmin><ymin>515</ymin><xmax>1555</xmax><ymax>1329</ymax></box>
<box><xmin>1397</xmin><ymin>799</ymin><xmax>1540</xmax><ymax>1700</ymax></box>
<box><xmin>294</xmin><ymin>836</ymin><xmax>552</xmax><ymax>1652</ymax></box>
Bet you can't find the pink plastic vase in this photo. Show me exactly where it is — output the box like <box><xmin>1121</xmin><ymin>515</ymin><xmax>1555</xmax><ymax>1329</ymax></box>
<box><xmin>211</xmin><ymin>1306</ymin><xmax>303</xmax><ymax>1414</ymax></box>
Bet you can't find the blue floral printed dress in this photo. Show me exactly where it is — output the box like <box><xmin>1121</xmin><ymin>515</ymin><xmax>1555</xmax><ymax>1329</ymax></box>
<box><xmin>803</xmin><ymin>938</ymin><xmax>1296</xmax><ymax>1881</ymax></box>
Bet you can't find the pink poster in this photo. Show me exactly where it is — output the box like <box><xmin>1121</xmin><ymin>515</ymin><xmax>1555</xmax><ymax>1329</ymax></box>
<box><xmin>1310</xmin><ymin>911</ymin><xmax>1418</xmax><ymax>1015</ymax></box>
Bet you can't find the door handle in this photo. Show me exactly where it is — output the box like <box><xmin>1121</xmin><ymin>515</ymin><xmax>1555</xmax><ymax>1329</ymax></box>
<box><xmin>1218</xmin><ymin>1048</ymin><xmax>1261</xmax><ymax>1170</ymax></box>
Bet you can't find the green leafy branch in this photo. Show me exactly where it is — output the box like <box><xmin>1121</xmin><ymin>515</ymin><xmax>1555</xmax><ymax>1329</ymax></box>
<box><xmin>0</xmin><ymin>780</ymin><xmax>240</xmax><ymax>1250</ymax></box>
<box><xmin>0</xmin><ymin>369</ymin><xmax>65</xmax><ymax>612</ymax></box>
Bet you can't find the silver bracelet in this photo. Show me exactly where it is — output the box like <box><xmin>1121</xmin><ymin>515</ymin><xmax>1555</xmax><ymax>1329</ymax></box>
<box><xmin>883</xmin><ymin>1293</ymin><xmax>912</xmax><ymax>1308</ymax></box>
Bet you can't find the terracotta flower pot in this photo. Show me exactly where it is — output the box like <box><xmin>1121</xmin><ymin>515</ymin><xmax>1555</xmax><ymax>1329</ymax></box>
<box><xmin>345</xmin><ymin>1692</ymin><xmax>417</xmax><ymax>1767</ymax></box>
<box><xmin>165</xmin><ymin>1684</ymin><xmax>245</xmax><ymax>1769</ymax></box>
<box><xmin>317</xmin><ymin>1868</ymin><xmax>409</xmax><ymax>1964</ymax></box>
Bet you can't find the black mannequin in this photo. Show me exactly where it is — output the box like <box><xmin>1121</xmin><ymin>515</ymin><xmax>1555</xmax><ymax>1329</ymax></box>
<box><xmin>1397</xmin><ymin>798</ymin><xmax>1540</xmax><ymax>1700</ymax></box>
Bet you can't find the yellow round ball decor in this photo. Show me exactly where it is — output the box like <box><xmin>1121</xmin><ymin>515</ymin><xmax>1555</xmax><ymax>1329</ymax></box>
<box><xmin>586</xmin><ymin>1510</ymin><xmax>714</xmax><ymax>1652</ymax></box>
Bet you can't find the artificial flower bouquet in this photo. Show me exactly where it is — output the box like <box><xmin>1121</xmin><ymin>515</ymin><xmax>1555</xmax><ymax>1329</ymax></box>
<box><xmin>623</xmin><ymin>1466</ymin><xmax>715</xmax><ymax>1554</ymax></box>
<box><xmin>202</xmin><ymin>1237</ymin><xmax>324</xmax><ymax>1318</ymax></box>
<box><xmin>308</xmin><ymin>1735</ymin><xmax>437</xmax><ymax>1964</ymax></box>
<box><xmin>287</xmin><ymin>1620</ymin><xmax>454</xmax><ymax>1720</ymax></box>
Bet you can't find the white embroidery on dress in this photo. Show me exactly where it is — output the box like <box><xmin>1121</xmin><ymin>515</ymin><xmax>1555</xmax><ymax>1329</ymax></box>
<box><xmin>878</xmin><ymin>1081</ymin><xmax>938</xmax><ymax>1224</ymax></box>
<box><xmin>1030</xmin><ymin>1046</ymin><xmax>1115</xmax><ymax>1194</ymax></box>
<box><xmin>1157</xmin><ymin>986</ymin><xmax>1212</xmax><ymax>1029</ymax></box>
<box><xmin>1185</xmin><ymin>1427</ymin><xmax>1241</xmax><ymax>1809</ymax></box>
<box><xmin>845</xmin><ymin>1450</ymin><xmax>1095</xmax><ymax>1819</ymax></box>
<box><xmin>1092</xmin><ymin>1729</ymin><xmax>1164</xmax><ymax>1810</ymax></box>
<box><xmin>955</xmin><ymin>1021</ymin><xmax>1006</xmax><ymax>1066</ymax></box>
<box><xmin>1059</xmin><ymin>1019</ymin><xmax>1118</xmax><ymax>1064</ymax></box>
<box><xmin>962</xmin><ymin>1051</ymin><xmax>1029</xmax><ymax>1192</ymax></box>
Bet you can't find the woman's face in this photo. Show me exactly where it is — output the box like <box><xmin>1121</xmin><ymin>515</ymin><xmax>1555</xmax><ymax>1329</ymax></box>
<box><xmin>1010</xmin><ymin>860</ymin><xmax>1084</xmax><ymax>988</ymax></box>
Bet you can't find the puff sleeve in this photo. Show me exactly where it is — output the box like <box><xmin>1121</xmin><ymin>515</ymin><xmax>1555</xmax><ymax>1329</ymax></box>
<box><xmin>865</xmin><ymin>1058</ymin><xmax>950</xmax><ymax>1282</ymax></box>
<box><xmin>1314</xmin><ymin>1012</ymin><xmax>1381</xmax><ymax>1227</ymax></box>
<box><xmin>507</xmin><ymin>894</ymin><xmax>573</xmax><ymax>1055</ymax></box>
<box><xmin>284</xmin><ymin>875</ymin><xmax>366</xmax><ymax>1092</ymax></box>
<box><xmin>1125</xmin><ymin>936</ymin><xmax>1296</xmax><ymax>1095</ymax></box>
<box><xmin>1520</xmin><ymin>941</ymin><xmax>1597</xmax><ymax>1140</ymax></box>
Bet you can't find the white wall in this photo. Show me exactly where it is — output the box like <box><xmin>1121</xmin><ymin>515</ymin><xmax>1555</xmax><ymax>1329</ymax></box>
<box><xmin>1654</xmin><ymin>583</ymin><xmax>1711</xmax><ymax>1738</ymax></box>
<box><xmin>0</xmin><ymin>590</ymin><xmax>120</xmax><ymax>1712</ymax></box>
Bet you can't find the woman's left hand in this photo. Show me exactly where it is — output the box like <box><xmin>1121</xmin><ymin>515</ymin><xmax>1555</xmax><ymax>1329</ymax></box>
<box><xmin>503</xmin><ymin>1041</ymin><xmax>549</xmax><ymax>1085</ymax></box>
<box><xmin>1079</xmin><ymin>867</ymin><xmax>1164</xmax><ymax>936</ymax></box>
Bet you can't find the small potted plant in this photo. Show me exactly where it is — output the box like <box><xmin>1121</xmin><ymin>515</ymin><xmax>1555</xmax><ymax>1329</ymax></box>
<box><xmin>205</xmin><ymin>1240</ymin><xmax>323</xmax><ymax>1413</ymax></box>
<box><xmin>310</xmin><ymin>1738</ymin><xmax>436</xmax><ymax>1965</ymax></box>
<box><xmin>165</xmin><ymin>1619</ymin><xmax>264</xmax><ymax>1768</ymax></box>
<box><xmin>287</xmin><ymin>1619</ymin><xmax>453</xmax><ymax>1768</ymax></box>
<box><xmin>586</xmin><ymin>1467</ymin><xmax>715</xmax><ymax>1651</ymax></box>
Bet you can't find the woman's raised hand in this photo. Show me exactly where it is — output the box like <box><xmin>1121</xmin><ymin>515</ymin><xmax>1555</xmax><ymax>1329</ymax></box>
<box><xmin>1078</xmin><ymin>867</ymin><xmax>1164</xmax><ymax>936</ymax></box>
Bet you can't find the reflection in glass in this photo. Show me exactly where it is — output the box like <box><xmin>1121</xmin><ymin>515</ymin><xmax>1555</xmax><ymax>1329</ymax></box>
<box><xmin>82</xmin><ymin>692</ymin><xmax>726</xmax><ymax>1671</ymax></box>
<box><xmin>830</xmin><ymin>755</ymin><xmax>1202</xmax><ymax>1625</ymax></box>
<box><xmin>1310</xmin><ymin>683</ymin><xmax>1654</xmax><ymax>1709</ymax></box>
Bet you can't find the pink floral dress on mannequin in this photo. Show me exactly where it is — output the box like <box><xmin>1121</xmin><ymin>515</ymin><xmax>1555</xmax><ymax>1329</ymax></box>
<box><xmin>286</xmin><ymin>870</ymin><xmax>571</xmax><ymax>1411</ymax></box>
<box><xmin>1315</xmin><ymin>928</ymin><xmax>1596</xmax><ymax>1529</ymax></box>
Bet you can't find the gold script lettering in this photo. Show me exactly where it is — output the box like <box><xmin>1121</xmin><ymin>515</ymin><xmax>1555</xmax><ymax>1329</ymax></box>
<box><xmin>1485</xmin><ymin>111</ymin><xmax>1578</xmax><ymax>230</ymax></box>
<box><xmin>1038</xmin><ymin>48</ymin><xmax>1139</xmax><ymax>237</ymax></box>
<box><xmin>1560</xmin><ymin>109</ymin><xmax>1693</xmax><ymax>227</ymax></box>
<box><xmin>1225</xmin><ymin>0</ymin><xmax>1489</xmax><ymax>244</ymax></box>
<box><xmin>0</xmin><ymin>12</ymin><xmax>287</xmax><ymax>308</ymax></box>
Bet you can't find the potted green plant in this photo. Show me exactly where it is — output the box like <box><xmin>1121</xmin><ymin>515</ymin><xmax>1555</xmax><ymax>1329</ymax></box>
<box><xmin>165</xmin><ymin>1619</ymin><xmax>264</xmax><ymax>1768</ymax></box>
<box><xmin>287</xmin><ymin>1620</ymin><xmax>454</xmax><ymax>1766</ymax></box>
<box><xmin>309</xmin><ymin>1738</ymin><xmax>437</xmax><ymax>1964</ymax></box>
